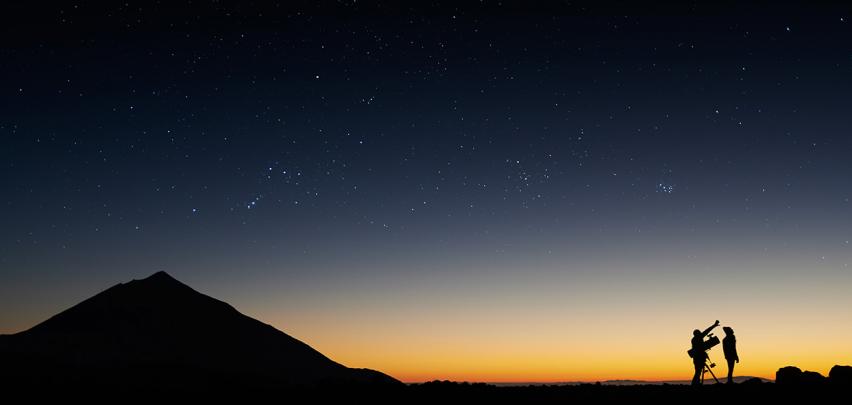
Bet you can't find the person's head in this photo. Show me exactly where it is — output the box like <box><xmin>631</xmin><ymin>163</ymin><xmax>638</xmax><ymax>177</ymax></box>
<box><xmin>693</xmin><ymin>329</ymin><xmax>701</xmax><ymax>337</ymax></box>
<box><xmin>723</xmin><ymin>326</ymin><xmax>734</xmax><ymax>335</ymax></box>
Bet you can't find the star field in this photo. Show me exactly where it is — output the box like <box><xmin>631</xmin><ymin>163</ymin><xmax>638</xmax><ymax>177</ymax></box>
<box><xmin>2</xmin><ymin>3</ymin><xmax>850</xmax><ymax>256</ymax></box>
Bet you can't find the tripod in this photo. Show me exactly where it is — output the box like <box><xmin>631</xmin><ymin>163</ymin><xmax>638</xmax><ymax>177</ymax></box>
<box><xmin>701</xmin><ymin>353</ymin><xmax>720</xmax><ymax>384</ymax></box>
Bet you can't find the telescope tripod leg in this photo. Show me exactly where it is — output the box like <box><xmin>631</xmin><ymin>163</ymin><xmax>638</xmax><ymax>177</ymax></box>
<box><xmin>703</xmin><ymin>362</ymin><xmax>720</xmax><ymax>384</ymax></box>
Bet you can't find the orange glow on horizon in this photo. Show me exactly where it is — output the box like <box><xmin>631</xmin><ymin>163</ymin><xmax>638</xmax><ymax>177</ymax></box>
<box><xmin>229</xmin><ymin>267</ymin><xmax>852</xmax><ymax>384</ymax></box>
<box><xmin>3</xmin><ymin>264</ymin><xmax>850</xmax><ymax>384</ymax></box>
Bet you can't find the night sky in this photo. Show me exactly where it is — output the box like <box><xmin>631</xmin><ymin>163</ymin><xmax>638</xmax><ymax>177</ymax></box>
<box><xmin>2</xmin><ymin>1</ymin><xmax>852</xmax><ymax>381</ymax></box>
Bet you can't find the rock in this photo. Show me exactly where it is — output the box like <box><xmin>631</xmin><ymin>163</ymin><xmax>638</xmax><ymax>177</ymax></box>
<box><xmin>776</xmin><ymin>366</ymin><xmax>803</xmax><ymax>385</ymax></box>
<box><xmin>776</xmin><ymin>366</ymin><xmax>828</xmax><ymax>386</ymax></box>
<box><xmin>741</xmin><ymin>377</ymin><xmax>763</xmax><ymax>385</ymax></box>
<box><xmin>829</xmin><ymin>365</ymin><xmax>852</xmax><ymax>386</ymax></box>
<box><xmin>801</xmin><ymin>371</ymin><xmax>827</xmax><ymax>385</ymax></box>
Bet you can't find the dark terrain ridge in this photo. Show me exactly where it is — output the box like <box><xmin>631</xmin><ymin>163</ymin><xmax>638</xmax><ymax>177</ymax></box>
<box><xmin>0</xmin><ymin>271</ymin><xmax>398</xmax><ymax>396</ymax></box>
<box><xmin>1</xmin><ymin>271</ymin><xmax>849</xmax><ymax>401</ymax></box>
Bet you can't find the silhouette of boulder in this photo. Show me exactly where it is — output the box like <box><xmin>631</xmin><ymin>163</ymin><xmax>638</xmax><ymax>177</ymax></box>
<box><xmin>801</xmin><ymin>371</ymin><xmax>827</xmax><ymax>385</ymax></box>
<box><xmin>776</xmin><ymin>366</ymin><xmax>827</xmax><ymax>386</ymax></box>
<box><xmin>0</xmin><ymin>271</ymin><xmax>400</xmax><ymax>393</ymax></box>
<box><xmin>776</xmin><ymin>366</ymin><xmax>803</xmax><ymax>385</ymax></box>
<box><xmin>829</xmin><ymin>365</ymin><xmax>852</xmax><ymax>386</ymax></box>
<box><xmin>741</xmin><ymin>377</ymin><xmax>764</xmax><ymax>386</ymax></box>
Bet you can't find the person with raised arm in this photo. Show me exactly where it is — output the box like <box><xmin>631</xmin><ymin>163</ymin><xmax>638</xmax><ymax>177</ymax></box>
<box><xmin>690</xmin><ymin>320</ymin><xmax>720</xmax><ymax>385</ymax></box>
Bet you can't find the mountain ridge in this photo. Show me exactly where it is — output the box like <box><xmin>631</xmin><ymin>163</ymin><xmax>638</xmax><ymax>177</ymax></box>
<box><xmin>0</xmin><ymin>271</ymin><xmax>399</xmax><ymax>392</ymax></box>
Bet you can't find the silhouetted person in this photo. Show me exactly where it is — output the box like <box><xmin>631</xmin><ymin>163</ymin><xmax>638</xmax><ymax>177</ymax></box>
<box><xmin>722</xmin><ymin>326</ymin><xmax>739</xmax><ymax>384</ymax></box>
<box><xmin>691</xmin><ymin>320</ymin><xmax>719</xmax><ymax>386</ymax></box>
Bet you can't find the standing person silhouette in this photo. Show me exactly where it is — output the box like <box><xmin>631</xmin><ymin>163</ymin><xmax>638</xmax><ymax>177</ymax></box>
<box><xmin>722</xmin><ymin>326</ymin><xmax>739</xmax><ymax>384</ymax></box>
<box><xmin>691</xmin><ymin>320</ymin><xmax>720</xmax><ymax>386</ymax></box>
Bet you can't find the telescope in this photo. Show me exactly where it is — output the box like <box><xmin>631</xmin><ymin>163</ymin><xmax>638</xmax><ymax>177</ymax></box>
<box><xmin>687</xmin><ymin>333</ymin><xmax>720</xmax><ymax>358</ymax></box>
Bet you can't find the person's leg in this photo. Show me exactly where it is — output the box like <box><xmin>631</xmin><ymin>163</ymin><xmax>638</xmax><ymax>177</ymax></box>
<box><xmin>692</xmin><ymin>362</ymin><xmax>703</xmax><ymax>385</ymax></box>
<box><xmin>726</xmin><ymin>359</ymin><xmax>735</xmax><ymax>383</ymax></box>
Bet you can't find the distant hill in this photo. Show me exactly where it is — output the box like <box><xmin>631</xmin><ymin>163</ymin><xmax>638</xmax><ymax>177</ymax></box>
<box><xmin>490</xmin><ymin>376</ymin><xmax>771</xmax><ymax>386</ymax></box>
<box><xmin>0</xmin><ymin>271</ymin><xmax>399</xmax><ymax>394</ymax></box>
<box><xmin>599</xmin><ymin>376</ymin><xmax>772</xmax><ymax>385</ymax></box>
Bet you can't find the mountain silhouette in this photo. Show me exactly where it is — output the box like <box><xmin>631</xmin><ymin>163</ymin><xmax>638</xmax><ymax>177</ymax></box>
<box><xmin>0</xmin><ymin>271</ymin><xmax>399</xmax><ymax>394</ymax></box>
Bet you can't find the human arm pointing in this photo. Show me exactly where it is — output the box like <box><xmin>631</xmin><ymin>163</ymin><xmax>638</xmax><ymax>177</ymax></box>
<box><xmin>700</xmin><ymin>320</ymin><xmax>720</xmax><ymax>337</ymax></box>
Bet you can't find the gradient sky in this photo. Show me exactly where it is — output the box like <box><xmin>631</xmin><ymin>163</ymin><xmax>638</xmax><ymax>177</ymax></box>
<box><xmin>2</xmin><ymin>1</ymin><xmax>852</xmax><ymax>382</ymax></box>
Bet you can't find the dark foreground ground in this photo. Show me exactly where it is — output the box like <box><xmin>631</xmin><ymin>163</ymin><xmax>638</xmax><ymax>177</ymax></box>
<box><xmin>4</xmin><ymin>379</ymin><xmax>846</xmax><ymax>403</ymax></box>
<box><xmin>406</xmin><ymin>380</ymin><xmax>843</xmax><ymax>403</ymax></box>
